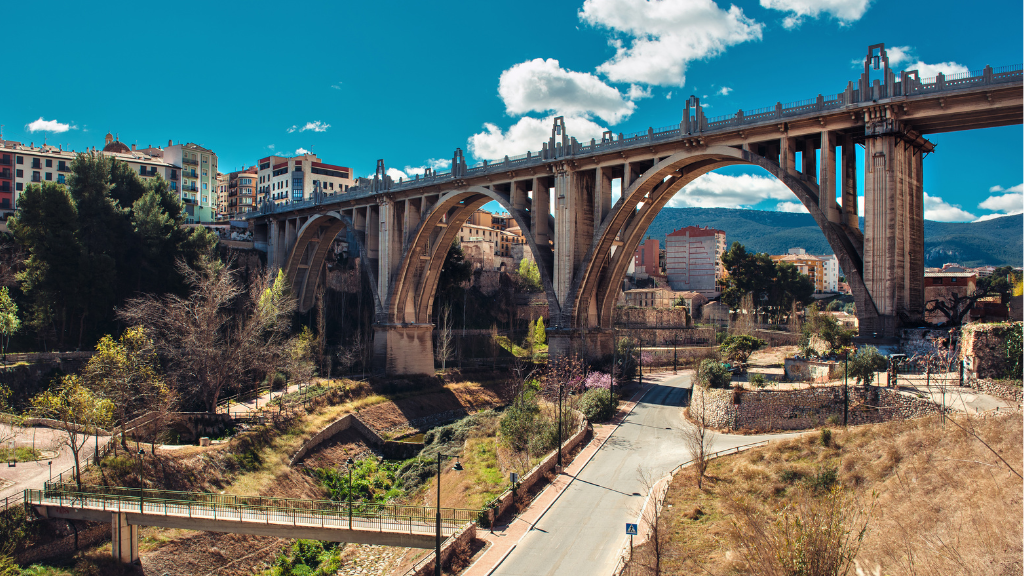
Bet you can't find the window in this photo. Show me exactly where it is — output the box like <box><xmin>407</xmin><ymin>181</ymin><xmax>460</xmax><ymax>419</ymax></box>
<box><xmin>15</xmin><ymin>183</ymin><xmax>22</xmax><ymax>191</ymax></box>
<box><xmin>57</xmin><ymin>174</ymin><xmax>65</xmax><ymax>184</ymax></box>
<box><xmin>203</xmin><ymin>182</ymin><xmax>208</xmax><ymax>190</ymax></box>
<box><xmin>45</xmin><ymin>172</ymin><xmax>52</xmax><ymax>181</ymax></box>
<box><xmin>45</xmin><ymin>159</ymin><xmax>52</xmax><ymax>168</ymax></box>
<box><xmin>31</xmin><ymin>159</ymin><xmax>41</xmax><ymax>169</ymax></box>
<box><xmin>15</xmin><ymin>156</ymin><xmax>23</xmax><ymax>165</ymax></box>
<box><xmin>15</xmin><ymin>170</ymin><xmax>22</xmax><ymax>178</ymax></box>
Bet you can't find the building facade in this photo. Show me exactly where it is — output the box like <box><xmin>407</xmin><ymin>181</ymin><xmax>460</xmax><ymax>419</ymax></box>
<box><xmin>224</xmin><ymin>167</ymin><xmax>258</xmax><ymax>217</ymax></box>
<box><xmin>665</xmin><ymin>226</ymin><xmax>726</xmax><ymax>295</ymax></box>
<box><xmin>771</xmin><ymin>248</ymin><xmax>840</xmax><ymax>293</ymax></box>
<box><xmin>924</xmin><ymin>272</ymin><xmax>977</xmax><ymax>324</ymax></box>
<box><xmin>634</xmin><ymin>237</ymin><xmax>661</xmax><ymax>277</ymax></box>
<box><xmin>257</xmin><ymin>154</ymin><xmax>354</xmax><ymax>206</ymax></box>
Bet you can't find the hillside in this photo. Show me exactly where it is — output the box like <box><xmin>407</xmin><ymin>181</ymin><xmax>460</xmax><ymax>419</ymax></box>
<box><xmin>643</xmin><ymin>207</ymin><xmax>1023</xmax><ymax>267</ymax></box>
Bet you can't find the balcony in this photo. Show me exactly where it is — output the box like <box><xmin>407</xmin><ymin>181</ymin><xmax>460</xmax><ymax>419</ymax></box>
<box><xmin>185</xmin><ymin>171</ymin><xmax>198</xmax><ymax>179</ymax></box>
<box><xmin>182</xmin><ymin>158</ymin><xmax>198</xmax><ymax>166</ymax></box>
<box><xmin>0</xmin><ymin>171</ymin><xmax>10</xmax><ymax>180</ymax></box>
<box><xmin>0</xmin><ymin>158</ymin><xmax>10</xmax><ymax>166</ymax></box>
<box><xmin>31</xmin><ymin>176</ymin><xmax>41</xmax><ymax>182</ymax></box>
<box><xmin>58</xmin><ymin>165</ymin><xmax>71</xmax><ymax>172</ymax></box>
<box><xmin>31</xmin><ymin>162</ymin><xmax>41</xmax><ymax>170</ymax></box>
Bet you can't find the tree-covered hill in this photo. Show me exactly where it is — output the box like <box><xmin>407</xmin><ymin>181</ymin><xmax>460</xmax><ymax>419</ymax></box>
<box><xmin>642</xmin><ymin>207</ymin><xmax>1022</xmax><ymax>267</ymax></box>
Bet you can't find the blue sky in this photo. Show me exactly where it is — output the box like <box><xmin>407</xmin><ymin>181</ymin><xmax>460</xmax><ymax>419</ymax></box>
<box><xmin>3</xmin><ymin>0</ymin><xmax>1022</xmax><ymax>222</ymax></box>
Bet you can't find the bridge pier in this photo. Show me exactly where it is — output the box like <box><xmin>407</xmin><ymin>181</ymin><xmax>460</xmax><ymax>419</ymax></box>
<box><xmin>111</xmin><ymin>513</ymin><xmax>139</xmax><ymax>564</ymax></box>
<box><xmin>373</xmin><ymin>324</ymin><xmax>435</xmax><ymax>375</ymax></box>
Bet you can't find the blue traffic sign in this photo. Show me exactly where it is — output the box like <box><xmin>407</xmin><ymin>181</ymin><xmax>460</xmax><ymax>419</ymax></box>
<box><xmin>625</xmin><ymin>523</ymin><xmax>638</xmax><ymax>535</ymax></box>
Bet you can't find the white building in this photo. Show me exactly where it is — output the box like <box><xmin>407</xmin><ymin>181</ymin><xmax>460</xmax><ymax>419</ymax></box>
<box><xmin>820</xmin><ymin>253</ymin><xmax>840</xmax><ymax>292</ymax></box>
<box><xmin>665</xmin><ymin>226</ymin><xmax>726</xmax><ymax>296</ymax></box>
<box><xmin>257</xmin><ymin>153</ymin><xmax>354</xmax><ymax>206</ymax></box>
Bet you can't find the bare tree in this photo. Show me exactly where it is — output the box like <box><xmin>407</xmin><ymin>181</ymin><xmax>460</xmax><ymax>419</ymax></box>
<box><xmin>684</xmin><ymin>386</ymin><xmax>716</xmax><ymax>489</ymax></box>
<box><xmin>926</xmin><ymin>288</ymin><xmax>987</xmax><ymax>327</ymax></box>
<box><xmin>118</xmin><ymin>257</ymin><xmax>296</xmax><ymax>413</ymax></box>
<box><xmin>31</xmin><ymin>376</ymin><xmax>113</xmax><ymax>488</ymax></box>
<box><xmin>436</xmin><ymin>302</ymin><xmax>455</xmax><ymax>372</ymax></box>
<box><xmin>314</xmin><ymin>283</ymin><xmax>331</xmax><ymax>380</ymax></box>
<box><xmin>624</xmin><ymin>466</ymin><xmax>668</xmax><ymax>576</ymax></box>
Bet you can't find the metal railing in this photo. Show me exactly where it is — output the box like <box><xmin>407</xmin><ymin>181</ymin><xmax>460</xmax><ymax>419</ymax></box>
<box><xmin>239</xmin><ymin>62</ymin><xmax>1022</xmax><ymax>221</ymax></box>
<box><xmin>31</xmin><ymin>485</ymin><xmax>477</xmax><ymax>537</ymax></box>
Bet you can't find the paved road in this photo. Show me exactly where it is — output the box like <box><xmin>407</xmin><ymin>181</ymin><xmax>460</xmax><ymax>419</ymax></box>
<box><xmin>491</xmin><ymin>372</ymin><xmax>799</xmax><ymax>576</ymax></box>
<box><xmin>0</xmin><ymin>425</ymin><xmax>109</xmax><ymax>500</ymax></box>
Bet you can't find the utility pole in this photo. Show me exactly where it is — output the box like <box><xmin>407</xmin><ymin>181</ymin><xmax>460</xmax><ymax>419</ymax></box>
<box><xmin>843</xmin><ymin>349</ymin><xmax>849</xmax><ymax>426</ymax></box>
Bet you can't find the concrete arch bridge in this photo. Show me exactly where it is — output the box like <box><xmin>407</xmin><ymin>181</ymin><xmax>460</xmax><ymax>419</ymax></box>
<box><xmin>246</xmin><ymin>45</ymin><xmax>1023</xmax><ymax>374</ymax></box>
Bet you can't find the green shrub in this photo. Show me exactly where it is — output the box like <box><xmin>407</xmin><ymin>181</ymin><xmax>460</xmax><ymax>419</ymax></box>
<box><xmin>809</xmin><ymin>465</ymin><xmax>839</xmax><ymax>492</ymax></box>
<box><xmin>749</xmin><ymin>373</ymin><xmax>767</xmax><ymax>388</ymax></box>
<box><xmin>845</xmin><ymin>346</ymin><xmax>888</xmax><ymax>386</ymax></box>
<box><xmin>720</xmin><ymin>335</ymin><xmax>767</xmax><ymax>363</ymax></box>
<box><xmin>819</xmin><ymin>428</ymin><xmax>832</xmax><ymax>447</ymax></box>
<box><xmin>577</xmin><ymin>388</ymin><xmax>615</xmax><ymax>422</ymax></box>
<box><xmin>1005</xmin><ymin>323</ymin><xmax>1023</xmax><ymax>380</ymax></box>
<box><xmin>697</xmin><ymin>359</ymin><xmax>732</xmax><ymax>389</ymax></box>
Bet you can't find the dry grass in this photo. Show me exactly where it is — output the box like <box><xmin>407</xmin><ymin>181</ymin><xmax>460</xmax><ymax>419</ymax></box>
<box><xmin>637</xmin><ymin>413</ymin><xmax>1023</xmax><ymax>576</ymax></box>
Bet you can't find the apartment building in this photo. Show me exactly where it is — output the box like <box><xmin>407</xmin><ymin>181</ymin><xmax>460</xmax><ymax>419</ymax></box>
<box><xmin>222</xmin><ymin>167</ymin><xmax>258</xmax><ymax>217</ymax></box>
<box><xmin>216</xmin><ymin>173</ymin><xmax>228</xmax><ymax>219</ymax></box>
<box><xmin>155</xmin><ymin>141</ymin><xmax>218</xmax><ymax>223</ymax></box>
<box><xmin>665</xmin><ymin>226</ymin><xmax>726</xmax><ymax>295</ymax></box>
<box><xmin>257</xmin><ymin>153</ymin><xmax>354</xmax><ymax>206</ymax></box>
<box><xmin>770</xmin><ymin>248</ymin><xmax>840</xmax><ymax>292</ymax></box>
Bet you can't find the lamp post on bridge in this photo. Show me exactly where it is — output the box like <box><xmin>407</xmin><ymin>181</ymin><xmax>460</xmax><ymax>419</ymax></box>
<box><xmin>435</xmin><ymin>452</ymin><xmax>463</xmax><ymax>576</ymax></box>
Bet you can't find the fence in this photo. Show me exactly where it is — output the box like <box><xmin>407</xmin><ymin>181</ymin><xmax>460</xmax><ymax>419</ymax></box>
<box><xmin>32</xmin><ymin>484</ymin><xmax>477</xmax><ymax>537</ymax></box>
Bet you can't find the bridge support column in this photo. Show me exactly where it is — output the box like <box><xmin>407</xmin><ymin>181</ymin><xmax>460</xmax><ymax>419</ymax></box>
<box><xmin>819</xmin><ymin>131</ymin><xmax>840</xmax><ymax>223</ymax></box>
<box><xmin>863</xmin><ymin>133</ymin><xmax>927</xmax><ymax>337</ymax></box>
<box><xmin>372</xmin><ymin>324</ymin><xmax>434</xmax><ymax>375</ymax></box>
<box><xmin>111</xmin><ymin>513</ymin><xmax>139</xmax><ymax>564</ymax></box>
<box><xmin>841</xmin><ymin>134</ymin><xmax>859</xmax><ymax>229</ymax></box>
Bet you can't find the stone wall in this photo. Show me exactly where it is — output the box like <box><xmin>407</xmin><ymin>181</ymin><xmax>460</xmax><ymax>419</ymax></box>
<box><xmin>969</xmin><ymin>378</ymin><xmax>1023</xmax><ymax>404</ymax></box>
<box><xmin>900</xmin><ymin>327</ymin><xmax>953</xmax><ymax>356</ymax></box>
<box><xmin>784</xmin><ymin>358</ymin><xmax>843</xmax><ymax>382</ymax></box>
<box><xmin>961</xmin><ymin>322</ymin><xmax>1020</xmax><ymax>379</ymax></box>
<box><xmin>692</xmin><ymin>384</ymin><xmax>943</xmax><ymax>431</ymax></box>
<box><xmin>15</xmin><ymin>522</ymin><xmax>110</xmax><ymax>565</ymax></box>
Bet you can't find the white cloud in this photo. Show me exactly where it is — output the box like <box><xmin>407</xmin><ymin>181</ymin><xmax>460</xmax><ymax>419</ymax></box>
<box><xmin>776</xmin><ymin>201</ymin><xmax>808</xmax><ymax>213</ymax></box>
<box><xmin>468</xmin><ymin>115</ymin><xmax>607</xmax><ymax>161</ymax></box>
<box><xmin>26</xmin><ymin>117</ymin><xmax>73</xmax><ymax>133</ymax></box>
<box><xmin>761</xmin><ymin>0</ymin><xmax>871</xmax><ymax>29</ymax></box>
<box><xmin>331</xmin><ymin>82</ymin><xmax>342</xmax><ymax>89</ymax></box>
<box><xmin>295</xmin><ymin>148</ymin><xmax>311</xmax><ymax>155</ymax></box>
<box><xmin>923</xmin><ymin>191</ymin><xmax>975</xmax><ymax>221</ymax></box>
<box><xmin>717</xmin><ymin>86</ymin><xmax>732</xmax><ymax>96</ymax></box>
<box><xmin>667</xmin><ymin>172</ymin><xmax>792</xmax><ymax>209</ymax></box>
<box><xmin>267</xmin><ymin>144</ymin><xmax>275</xmax><ymax>150</ymax></box>
<box><xmin>666</xmin><ymin>91</ymin><xmax>673</xmax><ymax>100</ymax></box>
<box><xmin>287</xmin><ymin>125</ymin><xmax>297</xmax><ymax>133</ymax></box>
<box><xmin>856</xmin><ymin>46</ymin><xmax>968</xmax><ymax>78</ymax></box>
<box><xmin>402</xmin><ymin>158</ymin><xmax>452</xmax><ymax>177</ymax></box>
<box><xmin>498</xmin><ymin>58</ymin><xmax>636</xmax><ymax>124</ymax></box>
<box><xmin>580</xmin><ymin>0</ymin><xmax>762</xmax><ymax>87</ymax></box>
<box><xmin>627</xmin><ymin>84</ymin><xmax>652</xmax><ymax>100</ymax></box>
<box><xmin>298</xmin><ymin>121</ymin><xmax>330</xmax><ymax>133</ymax></box>
<box><xmin>386</xmin><ymin>168</ymin><xmax>409</xmax><ymax>181</ymax></box>
<box><xmin>977</xmin><ymin>183</ymin><xmax>1024</xmax><ymax>218</ymax></box>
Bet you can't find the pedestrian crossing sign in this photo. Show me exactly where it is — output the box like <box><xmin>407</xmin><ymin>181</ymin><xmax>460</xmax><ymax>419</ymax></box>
<box><xmin>626</xmin><ymin>523</ymin><xmax>638</xmax><ymax>535</ymax></box>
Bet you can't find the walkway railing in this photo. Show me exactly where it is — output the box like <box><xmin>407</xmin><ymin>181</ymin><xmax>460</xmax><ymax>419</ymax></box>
<box><xmin>31</xmin><ymin>484</ymin><xmax>478</xmax><ymax>537</ymax></box>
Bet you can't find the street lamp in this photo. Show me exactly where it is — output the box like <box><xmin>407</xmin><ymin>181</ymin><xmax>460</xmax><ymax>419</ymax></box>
<box><xmin>557</xmin><ymin>381</ymin><xmax>564</xmax><ymax>469</ymax></box>
<box><xmin>435</xmin><ymin>453</ymin><xmax>463</xmax><ymax>576</ymax></box>
<box><xmin>346</xmin><ymin>458</ymin><xmax>354</xmax><ymax>530</ymax></box>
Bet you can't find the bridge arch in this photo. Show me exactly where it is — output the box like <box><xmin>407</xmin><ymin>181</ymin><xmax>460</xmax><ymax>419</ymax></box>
<box><xmin>565</xmin><ymin>145</ymin><xmax>876</xmax><ymax>331</ymax></box>
<box><xmin>388</xmin><ymin>185</ymin><xmax>559</xmax><ymax>325</ymax></box>
<box><xmin>284</xmin><ymin>211</ymin><xmax>384</xmax><ymax>316</ymax></box>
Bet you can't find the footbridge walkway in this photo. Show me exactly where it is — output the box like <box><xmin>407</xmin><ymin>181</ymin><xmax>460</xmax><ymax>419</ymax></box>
<box><xmin>22</xmin><ymin>484</ymin><xmax>477</xmax><ymax>563</ymax></box>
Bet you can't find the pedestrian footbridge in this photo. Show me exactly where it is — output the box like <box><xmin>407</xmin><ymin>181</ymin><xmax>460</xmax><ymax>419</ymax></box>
<box><xmin>25</xmin><ymin>485</ymin><xmax>477</xmax><ymax>563</ymax></box>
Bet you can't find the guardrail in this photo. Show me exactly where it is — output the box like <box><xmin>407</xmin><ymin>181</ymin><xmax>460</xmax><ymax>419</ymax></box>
<box><xmin>32</xmin><ymin>485</ymin><xmax>478</xmax><ymax>537</ymax></box>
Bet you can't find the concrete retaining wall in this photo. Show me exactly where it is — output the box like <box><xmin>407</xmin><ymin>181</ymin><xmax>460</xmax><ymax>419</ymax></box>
<box><xmin>406</xmin><ymin>522</ymin><xmax>476</xmax><ymax>576</ymax></box>
<box><xmin>692</xmin><ymin>385</ymin><xmax>943</xmax><ymax>431</ymax></box>
<box><xmin>961</xmin><ymin>322</ymin><xmax>1021</xmax><ymax>379</ymax></box>
<box><xmin>290</xmin><ymin>413</ymin><xmax>425</xmax><ymax>466</ymax></box>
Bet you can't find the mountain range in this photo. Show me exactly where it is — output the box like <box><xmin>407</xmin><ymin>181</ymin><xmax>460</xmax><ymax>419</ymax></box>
<box><xmin>642</xmin><ymin>207</ymin><xmax>1023</xmax><ymax>268</ymax></box>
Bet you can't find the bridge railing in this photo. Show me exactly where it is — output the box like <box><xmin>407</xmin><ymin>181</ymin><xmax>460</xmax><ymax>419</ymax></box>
<box><xmin>242</xmin><ymin>61</ymin><xmax>1022</xmax><ymax>219</ymax></box>
<box><xmin>32</xmin><ymin>485</ymin><xmax>478</xmax><ymax>535</ymax></box>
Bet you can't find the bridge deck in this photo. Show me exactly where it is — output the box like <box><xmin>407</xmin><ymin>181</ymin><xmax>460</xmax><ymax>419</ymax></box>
<box><xmin>26</xmin><ymin>487</ymin><xmax>475</xmax><ymax>549</ymax></box>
